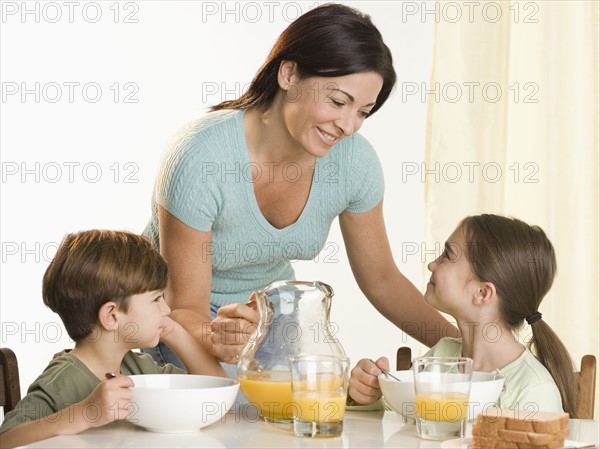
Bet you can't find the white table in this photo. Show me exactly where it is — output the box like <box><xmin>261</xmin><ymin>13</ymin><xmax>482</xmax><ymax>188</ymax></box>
<box><xmin>22</xmin><ymin>411</ymin><xmax>599</xmax><ymax>448</ymax></box>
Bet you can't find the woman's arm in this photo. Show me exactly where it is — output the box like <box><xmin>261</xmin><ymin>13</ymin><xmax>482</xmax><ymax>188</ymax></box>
<box><xmin>339</xmin><ymin>201</ymin><xmax>459</xmax><ymax>347</ymax></box>
<box><xmin>158</xmin><ymin>206</ymin><xmax>258</xmax><ymax>363</ymax></box>
<box><xmin>158</xmin><ymin>205</ymin><xmax>214</xmax><ymax>349</ymax></box>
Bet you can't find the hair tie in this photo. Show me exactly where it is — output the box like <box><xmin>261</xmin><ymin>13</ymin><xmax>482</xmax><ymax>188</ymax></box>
<box><xmin>526</xmin><ymin>312</ymin><xmax>542</xmax><ymax>325</ymax></box>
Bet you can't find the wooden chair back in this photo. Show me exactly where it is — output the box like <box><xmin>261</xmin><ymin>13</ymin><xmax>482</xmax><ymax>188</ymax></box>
<box><xmin>396</xmin><ymin>346</ymin><xmax>412</xmax><ymax>371</ymax></box>
<box><xmin>577</xmin><ymin>354</ymin><xmax>596</xmax><ymax>419</ymax></box>
<box><xmin>396</xmin><ymin>346</ymin><xmax>597</xmax><ymax>418</ymax></box>
<box><xmin>0</xmin><ymin>347</ymin><xmax>21</xmax><ymax>414</ymax></box>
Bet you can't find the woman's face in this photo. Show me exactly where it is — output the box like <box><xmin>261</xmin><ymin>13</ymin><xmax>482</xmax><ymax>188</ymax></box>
<box><xmin>280</xmin><ymin>68</ymin><xmax>384</xmax><ymax>158</ymax></box>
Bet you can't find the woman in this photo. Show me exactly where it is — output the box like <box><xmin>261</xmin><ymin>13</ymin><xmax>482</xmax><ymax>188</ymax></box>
<box><xmin>143</xmin><ymin>4</ymin><xmax>458</xmax><ymax>371</ymax></box>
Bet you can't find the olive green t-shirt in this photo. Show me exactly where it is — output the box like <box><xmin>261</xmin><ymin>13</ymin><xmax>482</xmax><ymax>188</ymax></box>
<box><xmin>0</xmin><ymin>350</ymin><xmax>185</xmax><ymax>434</ymax></box>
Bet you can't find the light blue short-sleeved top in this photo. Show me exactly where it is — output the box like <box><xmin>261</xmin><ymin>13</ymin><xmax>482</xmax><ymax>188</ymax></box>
<box><xmin>144</xmin><ymin>109</ymin><xmax>384</xmax><ymax>307</ymax></box>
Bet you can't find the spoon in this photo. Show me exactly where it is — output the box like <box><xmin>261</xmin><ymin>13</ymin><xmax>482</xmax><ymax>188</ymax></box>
<box><xmin>370</xmin><ymin>359</ymin><xmax>401</xmax><ymax>381</ymax></box>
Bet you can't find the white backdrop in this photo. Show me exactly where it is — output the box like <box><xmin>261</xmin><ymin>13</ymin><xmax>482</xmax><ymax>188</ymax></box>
<box><xmin>0</xmin><ymin>1</ymin><xmax>435</xmax><ymax>395</ymax></box>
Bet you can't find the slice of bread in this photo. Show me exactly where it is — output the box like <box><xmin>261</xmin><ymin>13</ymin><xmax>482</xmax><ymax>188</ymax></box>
<box><xmin>471</xmin><ymin>435</ymin><xmax>518</xmax><ymax>449</ymax></box>
<box><xmin>472</xmin><ymin>408</ymin><xmax>569</xmax><ymax>449</ymax></box>
<box><xmin>472</xmin><ymin>439</ymin><xmax>565</xmax><ymax>449</ymax></box>
<box><xmin>472</xmin><ymin>431</ymin><xmax>568</xmax><ymax>449</ymax></box>
<box><xmin>497</xmin><ymin>427</ymin><xmax>570</xmax><ymax>444</ymax></box>
<box><xmin>474</xmin><ymin>407</ymin><xmax>569</xmax><ymax>433</ymax></box>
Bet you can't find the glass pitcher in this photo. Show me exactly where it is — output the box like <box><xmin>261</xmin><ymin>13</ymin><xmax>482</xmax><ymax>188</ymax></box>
<box><xmin>237</xmin><ymin>280</ymin><xmax>346</xmax><ymax>423</ymax></box>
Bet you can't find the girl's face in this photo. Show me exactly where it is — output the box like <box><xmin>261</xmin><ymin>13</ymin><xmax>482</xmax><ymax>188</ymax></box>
<box><xmin>281</xmin><ymin>69</ymin><xmax>383</xmax><ymax>158</ymax></box>
<box><xmin>118</xmin><ymin>290</ymin><xmax>171</xmax><ymax>348</ymax></box>
<box><xmin>425</xmin><ymin>226</ymin><xmax>482</xmax><ymax>316</ymax></box>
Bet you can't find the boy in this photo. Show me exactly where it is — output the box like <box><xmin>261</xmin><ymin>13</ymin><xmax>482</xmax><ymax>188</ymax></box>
<box><xmin>0</xmin><ymin>230</ymin><xmax>226</xmax><ymax>448</ymax></box>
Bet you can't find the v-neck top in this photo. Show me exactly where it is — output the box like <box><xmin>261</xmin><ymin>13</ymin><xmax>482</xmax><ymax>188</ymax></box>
<box><xmin>144</xmin><ymin>109</ymin><xmax>384</xmax><ymax>307</ymax></box>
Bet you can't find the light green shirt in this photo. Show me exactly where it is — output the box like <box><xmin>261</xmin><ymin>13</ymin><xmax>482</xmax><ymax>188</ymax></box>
<box><xmin>0</xmin><ymin>350</ymin><xmax>185</xmax><ymax>434</ymax></box>
<box><xmin>144</xmin><ymin>109</ymin><xmax>385</xmax><ymax>307</ymax></box>
<box><xmin>424</xmin><ymin>337</ymin><xmax>564</xmax><ymax>412</ymax></box>
<box><xmin>348</xmin><ymin>337</ymin><xmax>564</xmax><ymax>413</ymax></box>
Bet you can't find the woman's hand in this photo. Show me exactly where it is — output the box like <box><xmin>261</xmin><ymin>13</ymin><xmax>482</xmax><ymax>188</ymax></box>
<box><xmin>210</xmin><ymin>300</ymin><xmax>259</xmax><ymax>363</ymax></box>
<box><xmin>348</xmin><ymin>357</ymin><xmax>389</xmax><ymax>405</ymax></box>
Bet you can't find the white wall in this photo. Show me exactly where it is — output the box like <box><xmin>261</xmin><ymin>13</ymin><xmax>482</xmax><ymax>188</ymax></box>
<box><xmin>0</xmin><ymin>1</ymin><xmax>434</xmax><ymax>395</ymax></box>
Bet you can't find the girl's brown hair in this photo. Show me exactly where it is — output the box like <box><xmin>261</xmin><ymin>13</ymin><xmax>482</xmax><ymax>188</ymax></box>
<box><xmin>210</xmin><ymin>3</ymin><xmax>396</xmax><ymax>116</ymax></box>
<box><xmin>43</xmin><ymin>230</ymin><xmax>168</xmax><ymax>341</ymax></box>
<box><xmin>461</xmin><ymin>214</ymin><xmax>578</xmax><ymax>417</ymax></box>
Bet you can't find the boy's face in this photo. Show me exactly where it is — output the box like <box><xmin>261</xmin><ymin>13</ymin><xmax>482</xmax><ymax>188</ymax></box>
<box><xmin>119</xmin><ymin>290</ymin><xmax>170</xmax><ymax>348</ymax></box>
<box><xmin>424</xmin><ymin>226</ymin><xmax>481</xmax><ymax>316</ymax></box>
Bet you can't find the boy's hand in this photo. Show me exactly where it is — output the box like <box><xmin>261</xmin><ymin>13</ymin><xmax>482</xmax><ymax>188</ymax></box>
<box><xmin>79</xmin><ymin>374</ymin><xmax>134</xmax><ymax>429</ymax></box>
<box><xmin>348</xmin><ymin>357</ymin><xmax>389</xmax><ymax>405</ymax></box>
<box><xmin>159</xmin><ymin>316</ymin><xmax>182</xmax><ymax>340</ymax></box>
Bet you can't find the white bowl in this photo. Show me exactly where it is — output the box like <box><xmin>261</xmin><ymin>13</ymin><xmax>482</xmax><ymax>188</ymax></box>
<box><xmin>127</xmin><ymin>374</ymin><xmax>239</xmax><ymax>433</ymax></box>
<box><xmin>378</xmin><ymin>370</ymin><xmax>504</xmax><ymax>421</ymax></box>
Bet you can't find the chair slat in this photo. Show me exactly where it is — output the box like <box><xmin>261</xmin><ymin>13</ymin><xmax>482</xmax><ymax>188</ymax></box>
<box><xmin>396</xmin><ymin>347</ymin><xmax>412</xmax><ymax>371</ymax></box>
<box><xmin>0</xmin><ymin>347</ymin><xmax>22</xmax><ymax>414</ymax></box>
<box><xmin>577</xmin><ymin>354</ymin><xmax>597</xmax><ymax>419</ymax></box>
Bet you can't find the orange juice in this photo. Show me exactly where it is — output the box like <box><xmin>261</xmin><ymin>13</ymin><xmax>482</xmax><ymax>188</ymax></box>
<box><xmin>292</xmin><ymin>391</ymin><xmax>346</xmax><ymax>422</ymax></box>
<box><xmin>416</xmin><ymin>392</ymin><xmax>468</xmax><ymax>422</ymax></box>
<box><xmin>238</xmin><ymin>372</ymin><xmax>293</xmax><ymax>420</ymax></box>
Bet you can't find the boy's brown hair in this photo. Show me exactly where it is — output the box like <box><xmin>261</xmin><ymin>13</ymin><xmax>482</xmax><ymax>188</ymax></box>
<box><xmin>42</xmin><ymin>230</ymin><xmax>168</xmax><ymax>341</ymax></box>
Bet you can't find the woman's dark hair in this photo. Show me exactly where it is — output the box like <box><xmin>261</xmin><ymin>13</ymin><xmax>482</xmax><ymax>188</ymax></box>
<box><xmin>461</xmin><ymin>214</ymin><xmax>579</xmax><ymax>417</ymax></box>
<box><xmin>211</xmin><ymin>3</ymin><xmax>396</xmax><ymax>116</ymax></box>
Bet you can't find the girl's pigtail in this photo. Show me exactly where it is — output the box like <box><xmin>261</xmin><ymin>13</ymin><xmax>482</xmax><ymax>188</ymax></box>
<box><xmin>529</xmin><ymin>320</ymin><xmax>579</xmax><ymax>417</ymax></box>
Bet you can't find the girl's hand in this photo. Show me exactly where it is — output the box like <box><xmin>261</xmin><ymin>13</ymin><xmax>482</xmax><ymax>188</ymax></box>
<box><xmin>210</xmin><ymin>300</ymin><xmax>259</xmax><ymax>363</ymax></box>
<box><xmin>348</xmin><ymin>357</ymin><xmax>389</xmax><ymax>405</ymax></box>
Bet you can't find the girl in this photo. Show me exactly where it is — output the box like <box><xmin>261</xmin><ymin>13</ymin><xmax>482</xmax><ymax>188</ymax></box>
<box><xmin>348</xmin><ymin>214</ymin><xmax>578</xmax><ymax>416</ymax></box>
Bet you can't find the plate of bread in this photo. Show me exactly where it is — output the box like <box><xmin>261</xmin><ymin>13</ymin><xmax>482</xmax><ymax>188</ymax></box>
<box><xmin>441</xmin><ymin>408</ymin><xmax>594</xmax><ymax>449</ymax></box>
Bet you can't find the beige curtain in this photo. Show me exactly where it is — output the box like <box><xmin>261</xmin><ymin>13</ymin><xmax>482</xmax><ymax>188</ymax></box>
<box><xmin>424</xmin><ymin>0</ymin><xmax>599</xmax><ymax>414</ymax></box>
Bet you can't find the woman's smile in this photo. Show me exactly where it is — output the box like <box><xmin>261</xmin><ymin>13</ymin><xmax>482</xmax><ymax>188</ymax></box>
<box><xmin>316</xmin><ymin>127</ymin><xmax>339</xmax><ymax>146</ymax></box>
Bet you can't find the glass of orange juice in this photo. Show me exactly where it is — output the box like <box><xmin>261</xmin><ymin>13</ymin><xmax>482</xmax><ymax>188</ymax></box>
<box><xmin>413</xmin><ymin>357</ymin><xmax>473</xmax><ymax>440</ymax></box>
<box><xmin>289</xmin><ymin>355</ymin><xmax>350</xmax><ymax>438</ymax></box>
